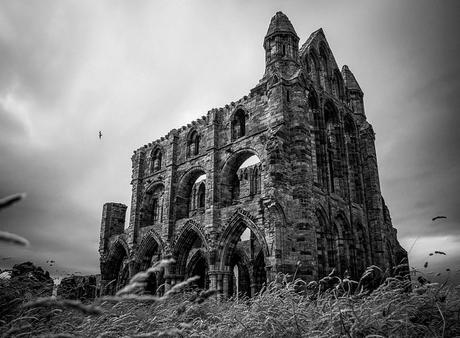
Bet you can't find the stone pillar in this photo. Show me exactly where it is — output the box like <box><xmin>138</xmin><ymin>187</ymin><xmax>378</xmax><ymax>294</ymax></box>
<box><xmin>216</xmin><ymin>273</ymin><xmax>223</xmax><ymax>298</ymax></box>
<box><xmin>222</xmin><ymin>272</ymin><xmax>230</xmax><ymax>298</ymax></box>
<box><xmin>128</xmin><ymin>150</ymin><xmax>146</xmax><ymax>247</ymax></box>
<box><xmin>208</xmin><ymin>270</ymin><xmax>217</xmax><ymax>294</ymax></box>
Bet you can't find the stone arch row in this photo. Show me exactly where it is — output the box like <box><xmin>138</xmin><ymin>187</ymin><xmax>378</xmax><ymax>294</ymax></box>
<box><xmin>103</xmin><ymin>211</ymin><xmax>271</xmax><ymax>298</ymax></box>
<box><xmin>308</xmin><ymin>90</ymin><xmax>363</xmax><ymax>204</ymax></box>
<box><xmin>315</xmin><ymin>206</ymin><xmax>371</xmax><ymax>279</ymax></box>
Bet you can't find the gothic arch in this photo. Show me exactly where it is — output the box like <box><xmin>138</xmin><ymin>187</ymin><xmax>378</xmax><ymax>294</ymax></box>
<box><xmin>217</xmin><ymin>210</ymin><xmax>269</xmax><ymax>270</ymax></box>
<box><xmin>334</xmin><ymin>212</ymin><xmax>358</xmax><ymax>277</ymax></box>
<box><xmin>135</xmin><ymin>230</ymin><xmax>164</xmax><ymax>265</ymax></box>
<box><xmin>173</xmin><ymin>220</ymin><xmax>209</xmax><ymax>277</ymax></box>
<box><xmin>333</xmin><ymin>69</ymin><xmax>345</xmax><ymax>99</ymax></box>
<box><xmin>107</xmin><ymin>236</ymin><xmax>130</xmax><ymax>259</ymax></box>
<box><xmin>230</xmin><ymin>108</ymin><xmax>248</xmax><ymax>140</ymax></box>
<box><xmin>324</xmin><ymin>101</ymin><xmax>347</xmax><ymax>196</ymax></box>
<box><xmin>102</xmin><ymin>237</ymin><xmax>130</xmax><ymax>295</ymax></box>
<box><xmin>185</xmin><ymin>249</ymin><xmax>209</xmax><ymax>289</ymax></box>
<box><xmin>344</xmin><ymin>114</ymin><xmax>363</xmax><ymax>204</ymax></box>
<box><xmin>263</xmin><ymin>198</ymin><xmax>287</xmax><ymax>262</ymax></box>
<box><xmin>150</xmin><ymin>146</ymin><xmax>163</xmax><ymax>172</ymax></box>
<box><xmin>307</xmin><ymin>49</ymin><xmax>320</xmax><ymax>86</ymax></box>
<box><xmin>220</xmin><ymin>148</ymin><xmax>261</xmax><ymax>206</ymax></box>
<box><xmin>140</xmin><ymin>183</ymin><xmax>165</xmax><ymax>227</ymax></box>
<box><xmin>175</xmin><ymin>166</ymin><xmax>207</xmax><ymax>220</ymax></box>
<box><xmin>229</xmin><ymin>246</ymin><xmax>252</xmax><ymax>297</ymax></box>
<box><xmin>186</xmin><ymin>128</ymin><xmax>201</xmax><ymax>157</ymax></box>
<box><xmin>319</xmin><ymin>41</ymin><xmax>330</xmax><ymax>91</ymax></box>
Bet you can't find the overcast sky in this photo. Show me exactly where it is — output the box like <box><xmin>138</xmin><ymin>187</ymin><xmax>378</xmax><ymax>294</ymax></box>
<box><xmin>1</xmin><ymin>0</ymin><xmax>459</xmax><ymax>281</ymax></box>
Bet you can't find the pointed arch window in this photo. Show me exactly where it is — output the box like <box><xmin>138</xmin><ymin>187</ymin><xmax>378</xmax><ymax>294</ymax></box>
<box><xmin>324</xmin><ymin>102</ymin><xmax>347</xmax><ymax>196</ymax></box>
<box><xmin>231</xmin><ymin>110</ymin><xmax>246</xmax><ymax>141</ymax></box>
<box><xmin>197</xmin><ymin>182</ymin><xmax>206</xmax><ymax>209</ymax></box>
<box><xmin>319</xmin><ymin>44</ymin><xmax>330</xmax><ymax>91</ymax></box>
<box><xmin>152</xmin><ymin>149</ymin><xmax>162</xmax><ymax>172</ymax></box>
<box><xmin>308</xmin><ymin>51</ymin><xmax>320</xmax><ymax>86</ymax></box>
<box><xmin>141</xmin><ymin>184</ymin><xmax>164</xmax><ymax>227</ymax></box>
<box><xmin>250</xmin><ymin>167</ymin><xmax>261</xmax><ymax>195</ymax></box>
<box><xmin>334</xmin><ymin>70</ymin><xmax>344</xmax><ymax>100</ymax></box>
<box><xmin>187</xmin><ymin>130</ymin><xmax>200</xmax><ymax>157</ymax></box>
<box><xmin>345</xmin><ymin>116</ymin><xmax>362</xmax><ymax>204</ymax></box>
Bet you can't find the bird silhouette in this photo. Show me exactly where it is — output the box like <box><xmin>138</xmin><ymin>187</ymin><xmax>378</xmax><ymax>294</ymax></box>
<box><xmin>98</xmin><ymin>131</ymin><xmax>102</xmax><ymax>139</ymax></box>
<box><xmin>432</xmin><ymin>216</ymin><xmax>447</xmax><ymax>221</ymax></box>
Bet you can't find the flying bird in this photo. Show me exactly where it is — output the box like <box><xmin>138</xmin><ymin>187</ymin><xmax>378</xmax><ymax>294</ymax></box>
<box><xmin>98</xmin><ymin>131</ymin><xmax>102</xmax><ymax>139</ymax></box>
<box><xmin>432</xmin><ymin>216</ymin><xmax>447</xmax><ymax>221</ymax></box>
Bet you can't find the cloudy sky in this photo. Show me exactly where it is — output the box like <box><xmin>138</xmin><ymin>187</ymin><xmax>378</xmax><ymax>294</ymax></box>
<box><xmin>1</xmin><ymin>0</ymin><xmax>459</xmax><ymax>281</ymax></box>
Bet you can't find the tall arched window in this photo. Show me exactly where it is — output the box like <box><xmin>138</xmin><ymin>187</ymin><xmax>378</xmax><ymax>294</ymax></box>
<box><xmin>231</xmin><ymin>110</ymin><xmax>246</xmax><ymax>140</ymax></box>
<box><xmin>152</xmin><ymin>198</ymin><xmax>159</xmax><ymax>223</ymax></box>
<box><xmin>324</xmin><ymin>102</ymin><xmax>347</xmax><ymax>196</ymax></box>
<box><xmin>310</xmin><ymin>91</ymin><xmax>327</xmax><ymax>188</ymax></box>
<box><xmin>141</xmin><ymin>184</ymin><xmax>164</xmax><ymax>227</ymax></box>
<box><xmin>319</xmin><ymin>44</ymin><xmax>330</xmax><ymax>92</ymax></box>
<box><xmin>152</xmin><ymin>149</ymin><xmax>162</xmax><ymax>172</ymax></box>
<box><xmin>345</xmin><ymin>116</ymin><xmax>362</xmax><ymax>204</ymax></box>
<box><xmin>187</xmin><ymin>130</ymin><xmax>200</xmax><ymax>157</ymax></box>
<box><xmin>197</xmin><ymin>182</ymin><xmax>205</xmax><ymax>209</ymax></box>
<box><xmin>333</xmin><ymin>70</ymin><xmax>344</xmax><ymax>100</ymax></box>
<box><xmin>308</xmin><ymin>51</ymin><xmax>320</xmax><ymax>87</ymax></box>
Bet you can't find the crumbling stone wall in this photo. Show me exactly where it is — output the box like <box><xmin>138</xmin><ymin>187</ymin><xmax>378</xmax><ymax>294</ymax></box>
<box><xmin>99</xmin><ymin>12</ymin><xmax>407</xmax><ymax>297</ymax></box>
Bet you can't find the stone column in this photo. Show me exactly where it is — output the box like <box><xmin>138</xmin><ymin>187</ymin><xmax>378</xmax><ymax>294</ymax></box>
<box><xmin>222</xmin><ymin>272</ymin><xmax>230</xmax><ymax>298</ymax></box>
<box><xmin>217</xmin><ymin>273</ymin><xmax>223</xmax><ymax>299</ymax></box>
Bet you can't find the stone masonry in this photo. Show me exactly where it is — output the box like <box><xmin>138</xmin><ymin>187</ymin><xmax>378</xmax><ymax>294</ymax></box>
<box><xmin>99</xmin><ymin>12</ymin><xmax>407</xmax><ymax>297</ymax></box>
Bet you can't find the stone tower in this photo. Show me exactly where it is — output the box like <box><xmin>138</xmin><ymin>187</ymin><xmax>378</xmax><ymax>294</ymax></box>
<box><xmin>99</xmin><ymin>12</ymin><xmax>407</xmax><ymax>297</ymax></box>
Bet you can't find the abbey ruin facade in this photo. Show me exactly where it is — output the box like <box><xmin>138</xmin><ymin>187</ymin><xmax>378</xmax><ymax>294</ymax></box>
<box><xmin>99</xmin><ymin>12</ymin><xmax>407</xmax><ymax>297</ymax></box>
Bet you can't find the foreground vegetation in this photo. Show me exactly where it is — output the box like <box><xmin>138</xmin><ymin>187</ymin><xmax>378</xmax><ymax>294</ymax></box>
<box><xmin>1</xmin><ymin>264</ymin><xmax>460</xmax><ymax>338</ymax></box>
<box><xmin>1</xmin><ymin>194</ymin><xmax>459</xmax><ymax>337</ymax></box>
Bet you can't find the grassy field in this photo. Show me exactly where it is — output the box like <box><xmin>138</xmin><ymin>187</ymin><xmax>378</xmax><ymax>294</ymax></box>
<box><xmin>1</xmin><ymin>264</ymin><xmax>460</xmax><ymax>338</ymax></box>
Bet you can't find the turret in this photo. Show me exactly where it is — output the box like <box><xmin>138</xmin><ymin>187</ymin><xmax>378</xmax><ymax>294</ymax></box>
<box><xmin>342</xmin><ymin>65</ymin><xmax>366</xmax><ymax>120</ymax></box>
<box><xmin>264</xmin><ymin>12</ymin><xmax>300</xmax><ymax>79</ymax></box>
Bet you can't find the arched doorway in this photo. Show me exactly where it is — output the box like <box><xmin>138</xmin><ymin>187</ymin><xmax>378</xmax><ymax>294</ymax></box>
<box><xmin>218</xmin><ymin>218</ymin><xmax>268</xmax><ymax>298</ymax></box>
<box><xmin>173</xmin><ymin>223</ymin><xmax>209</xmax><ymax>289</ymax></box>
<box><xmin>102</xmin><ymin>239</ymin><xmax>130</xmax><ymax>295</ymax></box>
<box><xmin>136</xmin><ymin>231</ymin><xmax>164</xmax><ymax>295</ymax></box>
<box><xmin>186</xmin><ymin>250</ymin><xmax>208</xmax><ymax>289</ymax></box>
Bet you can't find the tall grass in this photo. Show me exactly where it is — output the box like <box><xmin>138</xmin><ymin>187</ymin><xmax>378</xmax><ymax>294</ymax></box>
<box><xmin>1</xmin><ymin>265</ymin><xmax>459</xmax><ymax>338</ymax></box>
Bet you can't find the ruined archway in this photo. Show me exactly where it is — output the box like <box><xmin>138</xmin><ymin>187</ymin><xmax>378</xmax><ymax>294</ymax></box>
<box><xmin>173</xmin><ymin>221</ymin><xmax>209</xmax><ymax>288</ymax></box>
<box><xmin>176</xmin><ymin>167</ymin><xmax>207</xmax><ymax>220</ymax></box>
<box><xmin>186</xmin><ymin>249</ymin><xmax>209</xmax><ymax>289</ymax></box>
<box><xmin>135</xmin><ymin>230</ymin><xmax>164</xmax><ymax>294</ymax></box>
<box><xmin>217</xmin><ymin>214</ymin><xmax>269</xmax><ymax>297</ymax></box>
<box><xmin>140</xmin><ymin>183</ymin><xmax>165</xmax><ymax>227</ymax></box>
<box><xmin>101</xmin><ymin>238</ymin><xmax>130</xmax><ymax>295</ymax></box>
<box><xmin>220</xmin><ymin>149</ymin><xmax>261</xmax><ymax>207</ymax></box>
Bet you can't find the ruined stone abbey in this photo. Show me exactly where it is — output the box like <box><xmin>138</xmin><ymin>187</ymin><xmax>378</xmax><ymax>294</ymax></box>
<box><xmin>99</xmin><ymin>12</ymin><xmax>407</xmax><ymax>297</ymax></box>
